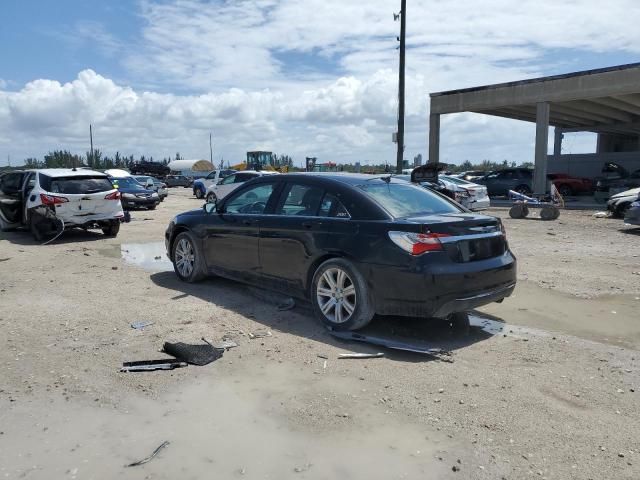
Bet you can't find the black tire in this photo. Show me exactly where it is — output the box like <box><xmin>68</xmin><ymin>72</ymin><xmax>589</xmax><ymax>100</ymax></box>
<box><xmin>195</xmin><ymin>188</ymin><xmax>204</xmax><ymax>199</ymax></box>
<box><xmin>311</xmin><ymin>258</ymin><xmax>374</xmax><ymax>331</ymax></box>
<box><xmin>540</xmin><ymin>206</ymin><xmax>559</xmax><ymax>221</ymax></box>
<box><xmin>447</xmin><ymin>312</ymin><xmax>470</xmax><ymax>333</ymax></box>
<box><xmin>514</xmin><ymin>185</ymin><xmax>532</xmax><ymax>195</ymax></box>
<box><xmin>509</xmin><ymin>204</ymin><xmax>525</xmax><ymax>219</ymax></box>
<box><xmin>28</xmin><ymin>212</ymin><xmax>44</xmax><ymax>242</ymax></box>
<box><xmin>102</xmin><ymin>221</ymin><xmax>120</xmax><ymax>237</ymax></box>
<box><xmin>172</xmin><ymin>231</ymin><xmax>207</xmax><ymax>283</ymax></box>
<box><xmin>617</xmin><ymin>202</ymin><xmax>631</xmax><ymax>218</ymax></box>
<box><xmin>148</xmin><ymin>204</ymin><xmax>157</xmax><ymax>210</ymax></box>
<box><xmin>522</xmin><ymin>205</ymin><xmax>530</xmax><ymax>217</ymax></box>
<box><xmin>206</xmin><ymin>192</ymin><xmax>217</xmax><ymax>204</ymax></box>
<box><xmin>557</xmin><ymin>184</ymin><xmax>572</xmax><ymax>197</ymax></box>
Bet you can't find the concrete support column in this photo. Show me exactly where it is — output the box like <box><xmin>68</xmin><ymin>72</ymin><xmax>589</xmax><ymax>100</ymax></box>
<box><xmin>553</xmin><ymin>127</ymin><xmax>564</xmax><ymax>159</ymax></box>
<box><xmin>534</xmin><ymin>102</ymin><xmax>550</xmax><ymax>194</ymax></box>
<box><xmin>428</xmin><ymin>113</ymin><xmax>440</xmax><ymax>164</ymax></box>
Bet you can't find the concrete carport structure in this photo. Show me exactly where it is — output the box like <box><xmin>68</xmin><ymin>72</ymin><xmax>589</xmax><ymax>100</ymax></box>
<box><xmin>428</xmin><ymin>63</ymin><xmax>640</xmax><ymax>194</ymax></box>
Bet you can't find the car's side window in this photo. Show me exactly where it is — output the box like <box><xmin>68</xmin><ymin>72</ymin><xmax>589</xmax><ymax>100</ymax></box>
<box><xmin>319</xmin><ymin>193</ymin><xmax>350</xmax><ymax>218</ymax></box>
<box><xmin>276</xmin><ymin>183</ymin><xmax>324</xmax><ymax>216</ymax></box>
<box><xmin>225</xmin><ymin>183</ymin><xmax>275</xmax><ymax>214</ymax></box>
<box><xmin>220</xmin><ymin>175</ymin><xmax>236</xmax><ymax>185</ymax></box>
<box><xmin>234</xmin><ymin>173</ymin><xmax>251</xmax><ymax>183</ymax></box>
<box><xmin>0</xmin><ymin>173</ymin><xmax>21</xmax><ymax>194</ymax></box>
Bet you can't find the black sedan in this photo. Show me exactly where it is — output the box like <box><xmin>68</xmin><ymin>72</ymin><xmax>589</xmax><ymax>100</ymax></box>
<box><xmin>110</xmin><ymin>176</ymin><xmax>160</xmax><ymax>210</ymax></box>
<box><xmin>165</xmin><ymin>174</ymin><xmax>516</xmax><ymax>330</ymax></box>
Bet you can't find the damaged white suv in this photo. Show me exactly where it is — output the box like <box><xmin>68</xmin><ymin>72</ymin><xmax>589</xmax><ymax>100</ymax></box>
<box><xmin>0</xmin><ymin>168</ymin><xmax>124</xmax><ymax>240</ymax></box>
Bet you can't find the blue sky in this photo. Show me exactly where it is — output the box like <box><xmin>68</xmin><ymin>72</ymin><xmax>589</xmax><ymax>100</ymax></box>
<box><xmin>1</xmin><ymin>0</ymin><xmax>639</xmax><ymax>166</ymax></box>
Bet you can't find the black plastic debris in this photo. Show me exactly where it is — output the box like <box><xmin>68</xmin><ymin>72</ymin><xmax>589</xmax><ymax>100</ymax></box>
<box><xmin>163</xmin><ymin>341</ymin><xmax>223</xmax><ymax>366</ymax></box>
<box><xmin>126</xmin><ymin>441</ymin><xmax>170</xmax><ymax>467</ymax></box>
<box><xmin>328</xmin><ymin>329</ymin><xmax>453</xmax><ymax>362</ymax></box>
<box><xmin>121</xmin><ymin>360</ymin><xmax>187</xmax><ymax>372</ymax></box>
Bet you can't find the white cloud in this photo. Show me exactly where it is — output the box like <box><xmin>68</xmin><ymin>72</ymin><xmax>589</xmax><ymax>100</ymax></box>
<box><xmin>1</xmin><ymin>0</ymin><xmax>637</xmax><ymax>165</ymax></box>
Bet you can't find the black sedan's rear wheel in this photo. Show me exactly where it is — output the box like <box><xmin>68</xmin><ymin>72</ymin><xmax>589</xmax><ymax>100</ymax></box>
<box><xmin>172</xmin><ymin>231</ymin><xmax>206</xmax><ymax>282</ymax></box>
<box><xmin>311</xmin><ymin>258</ymin><xmax>374</xmax><ymax>331</ymax></box>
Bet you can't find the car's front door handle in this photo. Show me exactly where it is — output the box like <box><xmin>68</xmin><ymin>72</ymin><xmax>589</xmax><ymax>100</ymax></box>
<box><xmin>242</xmin><ymin>219</ymin><xmax>253</xmax><ymax>226</ymax></box>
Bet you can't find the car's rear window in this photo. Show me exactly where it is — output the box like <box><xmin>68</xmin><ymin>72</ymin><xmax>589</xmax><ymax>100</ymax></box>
<box><xmin>359</xmin><ymin>182</ymin><xmax>461</xmax><ymax>218</ymax></box>
<box><xmin>39</xmin><ymin>174</ymin><xmax>114</xmax><ymax>194</ymax></box>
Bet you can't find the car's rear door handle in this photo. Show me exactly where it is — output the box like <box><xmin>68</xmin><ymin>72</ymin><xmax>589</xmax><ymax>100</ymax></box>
<box><xmin>302</xmin><ymin>221</ymin><xmax>323</xmax><ymax>229</ymax></box>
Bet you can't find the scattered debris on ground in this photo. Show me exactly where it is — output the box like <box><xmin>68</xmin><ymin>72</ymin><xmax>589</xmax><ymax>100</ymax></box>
<box><xmin>277</xmin><ymin>297</ymin><xmax>296</xmax><ymax>311</ymax></box>
<box><xmin>126</xmin><ymin>441</ymin><xmax>170</xmax><ymax>467</ymax></box>
<box><xmin>202</xmin><ymin>337</ymin><xmax>238</xmax><ymax>350</ymax></box>
<box><xmin>329</xmin><ymin>329</ymin><xmax>453</xmax><ymax>362</ymax></box>
<box><xmin>120</xmin><ymin>360</ymin><xmax>187</xmax><ymax>372</ymax></box>
<box><xmin>339</xmin><ymin>353</ymin><xmax>384</xmax><ymax>359</ymax></box>
<box><xmin>163</xmin><ymin>341</ymin><xmax>224</xmax><ymax>366</ymax></box>
<box><xmin>131</xmin><ymin>321</ymin><xmax>154</xmax><ymax>330</ymax></box>
<box><xmin>248</xmin><ymin>330</ymin><xmax>272</xmax><ymax>339</ymax></box>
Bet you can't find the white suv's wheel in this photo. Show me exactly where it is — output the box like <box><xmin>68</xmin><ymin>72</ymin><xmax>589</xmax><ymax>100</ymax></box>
<box><xmin>311</xmin><ymin>258</ymin><xmax>374</xmax><ymax>331</ymax></box>
<box><xmin>206</xmin><ymin>192</ymin><xmax>217</xmax><ymax>204</ymax></box>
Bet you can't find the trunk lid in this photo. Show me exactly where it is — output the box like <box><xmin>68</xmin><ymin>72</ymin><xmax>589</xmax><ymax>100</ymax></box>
<box><xmin>405</xmin><ymin>213</ymin><xmax>506</xmax><ymax>262</ymax></box>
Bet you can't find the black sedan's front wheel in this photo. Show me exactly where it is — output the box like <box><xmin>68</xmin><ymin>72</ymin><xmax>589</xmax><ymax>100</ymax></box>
<box><xmin>311</xmin><ymin>258</ymin><xmax>374</xmax><ymax>331</ymax></box>
<box><xmin>172</xmin><ymin>231</ymin><xmax>206</xmax><ymax>282</ymax></box>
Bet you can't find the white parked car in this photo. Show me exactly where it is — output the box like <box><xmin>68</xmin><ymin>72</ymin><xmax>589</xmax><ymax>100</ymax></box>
<box><xmin>205</xmin><ymin>170</ymin><xmax>279</xmax><ymax>203</ymax></box>
<box><xmin>0</xmin><ymin>168</ymin><xmax>124</xmax><ymax>240</ymax></box>
<box><xmin>440</xmin><ymin>175</ymin><xmax>491</xmax><ymax>211</ymax></box>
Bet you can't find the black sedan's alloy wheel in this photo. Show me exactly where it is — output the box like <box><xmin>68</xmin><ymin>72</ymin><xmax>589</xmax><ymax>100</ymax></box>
<box><xmin>311</xmin><ymin>258</ymin><xmax>374</xmax><ymax>331</ymax></box>
<box><xmin>172</xmin><ymin>232</ymin><xmax>206</xmax><ymax>282</ymax></box>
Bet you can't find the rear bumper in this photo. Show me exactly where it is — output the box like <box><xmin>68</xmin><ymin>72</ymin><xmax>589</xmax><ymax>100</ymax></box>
<box><xmin>58</xmin><ymin>210</ymin><xmax>124</xmax><ymax>227</ymax></box>
<box><xmin>365</xmin><ymin>252</ymin><xmax>517</xmax><ymax>318</ymax></box>
<box><xmin>431</xmin><ymin>282</ymin><xmax>515</xmax><ymax>317</ymax></box>
<box><xmin>468</xmin><ymin>197</ymin><xmax>490</xmax><ymax>211</ymax></box>
<box><xmin>122</xmin><ymin>198</ymin><xmax>159</xmax><ymax>209</ymax></box>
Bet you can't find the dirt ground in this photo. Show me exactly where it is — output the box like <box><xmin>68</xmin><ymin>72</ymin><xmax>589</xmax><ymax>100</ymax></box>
<box><xmin>1</xmin><ymin>188</ymin><xmax>639</xmax><ymax>480</ymax></box>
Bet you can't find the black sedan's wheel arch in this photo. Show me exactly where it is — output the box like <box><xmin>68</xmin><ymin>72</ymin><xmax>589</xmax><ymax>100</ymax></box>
<box><xmin>310</xmin><ymin>257</ymin><xmax>374</xmax><ymax>331</ymax></box>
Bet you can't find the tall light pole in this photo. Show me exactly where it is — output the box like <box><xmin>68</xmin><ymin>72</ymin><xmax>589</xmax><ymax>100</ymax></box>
<box><xmin>209</xmin><ymin>132</ymin><xmax>213</xmax><ymax>165</ymax></box>
<box><xmin>395</xmin><ymin>0</ymin><xmax>407</xmax><ymax>174</ymax></box>
<box><xmin>89</xmin><ymin>124</ymin><xmax>94</xmax><ymax>167</ymax></box>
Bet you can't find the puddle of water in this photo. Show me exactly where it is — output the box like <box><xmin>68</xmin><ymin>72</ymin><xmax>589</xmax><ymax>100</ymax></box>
<box><xmin>121</xmin><ymin>242</ymin><xmax>172</xmax><ymax>272</ymax></box>
<box><xmin>469</xmin><ymin>314</ymin><xmax>505</xmax><ymax>335</ymax></box>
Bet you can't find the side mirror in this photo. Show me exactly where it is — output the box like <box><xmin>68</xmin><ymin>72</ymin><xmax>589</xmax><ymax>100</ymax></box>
<box><xmin>204</xmin><ymin>202</ymin><xmax>217</xmax><ymax>214</ymax></box>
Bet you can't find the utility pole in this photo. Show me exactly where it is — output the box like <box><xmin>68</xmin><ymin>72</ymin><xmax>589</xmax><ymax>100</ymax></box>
<box><xmin>89</xmin><ymin>124</ymin><xmax>94</xmax><ymax>167</ymax></box>
<box><xmin>209</xmin><ymin>132</ymin><xmax>213</xmax><ymax>165</ymax></box>
<box><xmin>395</xmin><ymin>0</ymin><xmax>406</xmax><ymax>174</ymax></box>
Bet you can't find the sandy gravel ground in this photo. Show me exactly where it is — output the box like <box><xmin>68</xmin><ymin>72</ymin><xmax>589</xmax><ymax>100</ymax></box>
<box><xmin>0</xmin><ymin>189</ymin><xmax>639</xmax><ymax>480</ymax></box>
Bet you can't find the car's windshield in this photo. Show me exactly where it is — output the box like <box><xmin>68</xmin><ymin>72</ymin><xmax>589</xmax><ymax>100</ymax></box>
<box><xmin>111</xmin><ymin>176</ymin><xmax>146</xmax><ymax>190</ymax></box>
<box><xmin>39</xmin><ymin>174</ymin><xmax>114</xmax><ymax>194</ymax></box>
<box><xmin>358</xmin><ymin>182</ymin><xmax>462</xmax><ymax>218</ymax></box>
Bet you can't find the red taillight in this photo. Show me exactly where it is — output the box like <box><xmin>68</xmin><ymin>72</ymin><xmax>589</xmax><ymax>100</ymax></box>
<box><xmin>105</xmin><ymin>191</ymin><xmax>121</xmax><ymax>200</ymax></box>
<box><xmin>388</xmin><ymin>231</ymin><xmax>450</xmax><ymax>255</ymax></box>
<box><xmin>40</xmin><ymin>193</ymin><xmax>68</xmax><ymax>206</ymax></box>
